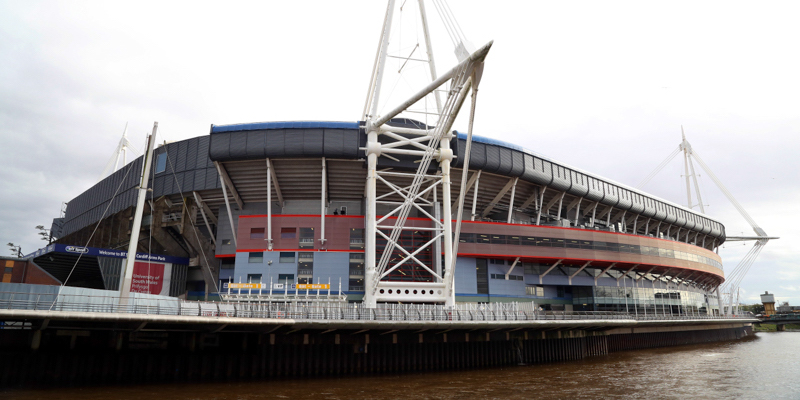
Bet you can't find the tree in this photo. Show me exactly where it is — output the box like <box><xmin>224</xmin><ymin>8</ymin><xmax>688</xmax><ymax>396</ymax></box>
<box><xmin>7</xmin><ymin>242</ymin><xmax>22</xmax><ymax>257</ymax></box>
<box><xmin>35</xmin><ymin>225</ymin><xmax>54</xmax><ymax>244</ymax></box>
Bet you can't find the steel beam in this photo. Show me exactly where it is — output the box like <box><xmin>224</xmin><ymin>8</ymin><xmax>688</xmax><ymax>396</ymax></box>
<box><xmin>214</xmin><ymin>161</ymin><xmax>243</xmax><ymax>210</ymax></box>
<box><xmin>539</xmin><ymin>259</ymin><xmax>563</xmax><ymax>285</ymax></box>
<box><xmin>481</xmin><ymin>177</ymin><xmax>516</xmax><ymax>218</ymax></box>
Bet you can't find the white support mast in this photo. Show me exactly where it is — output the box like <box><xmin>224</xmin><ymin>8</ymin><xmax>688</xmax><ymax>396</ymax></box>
<box><xmin>362</xmin><ymin>0</ymin><xmax>492</xmax><ymax>307</ymax></box>
<box><xmin>99</xmin><ymin>123</ymin><xmax>140</xmax><ymax>182</ymax></box>
<box><xmin>119</xmin><ymin>122</ymin><xmax>158</xmax><ymax>304</ymax></box>
<box><xmin>637</xmin><ymin>127</ymin><xmax>779</xmax><ymax>315</ymax></box>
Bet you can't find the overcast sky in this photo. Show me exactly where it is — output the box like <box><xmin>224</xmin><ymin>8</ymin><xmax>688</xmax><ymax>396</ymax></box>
<box><xmin>1</xmin><ymin>0</ymin><xmax>798</xmax><ymax>305</ymax></box>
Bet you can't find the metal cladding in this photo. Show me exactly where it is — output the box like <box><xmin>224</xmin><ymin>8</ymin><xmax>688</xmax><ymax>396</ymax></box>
<box><xmin>61</xmin><ymin>120</ymin><xmax>725</xmax><ymax>242</ymax></box>
<box><xmin>61</xmin><ymin>136</ymin><xmax>219</xmax><ymax>237</ymax></box>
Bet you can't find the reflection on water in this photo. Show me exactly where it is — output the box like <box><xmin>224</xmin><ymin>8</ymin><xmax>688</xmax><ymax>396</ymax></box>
<box><xmin>4</xmin><ymin>332</ymin><xmax>799</xmax><ymax>400</ymax></box>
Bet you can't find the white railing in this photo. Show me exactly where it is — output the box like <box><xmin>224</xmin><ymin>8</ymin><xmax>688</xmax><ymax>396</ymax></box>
<box><xmin>0</xmin><ymin>291</ymin><xmax>754</xmax><ymax>323</ymax></box>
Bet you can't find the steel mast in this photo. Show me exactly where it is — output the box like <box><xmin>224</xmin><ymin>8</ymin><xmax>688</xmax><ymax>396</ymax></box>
<box><xmin>362</xmin><ymin>0</ymin><xmax>491</xmax><ymax>307</ymax></box>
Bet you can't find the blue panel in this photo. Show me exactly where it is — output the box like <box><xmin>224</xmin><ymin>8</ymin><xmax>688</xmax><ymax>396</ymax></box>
<box><xmin>211</xmin><ymin>121</ymin><xmax>360</xmax><ymax>133</ymax></box>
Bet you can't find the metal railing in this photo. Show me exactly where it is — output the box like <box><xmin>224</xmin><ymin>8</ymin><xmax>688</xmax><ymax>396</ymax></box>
<box><xmin>0</xmin><ymin>291</ymin><xmax>756</xmax><ymax>323</ymax></box>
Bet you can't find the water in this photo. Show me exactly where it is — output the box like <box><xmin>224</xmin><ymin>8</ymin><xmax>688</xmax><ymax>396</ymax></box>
<box><xmin>4</xmin><ymin>332</ymin><xmax>799</xmax><ymax>400</ymax></box>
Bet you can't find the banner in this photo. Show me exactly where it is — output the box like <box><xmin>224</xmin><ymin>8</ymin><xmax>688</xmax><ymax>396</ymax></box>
<box><xmin>131</xmin><ymin>261</ymin><xmax>172</xmax><ymax>295</ymax></box>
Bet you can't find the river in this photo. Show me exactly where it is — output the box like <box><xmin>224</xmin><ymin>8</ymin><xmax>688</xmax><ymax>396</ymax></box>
<box><xmin>3</xmin><ymin>332</ymin><xmax>798</xmax><ymax>399</ymax></box>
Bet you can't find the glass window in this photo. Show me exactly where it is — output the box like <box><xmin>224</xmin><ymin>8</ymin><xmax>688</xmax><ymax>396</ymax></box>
<box><xmin>507</xmin><ymin>236</ymin><xmax>521</xmax><ymax>245</ymax></box>
<box><xmin>248</xmin><ymin>252</ymin><xmax>263</xmax><ymax>263</ymax></box>
<box><xmin>491</xmin><ymin>234</ymin><xmax>506</xmax><ymax>244</ymax></box>
<box><xmin>155</xmin><ymin>152</ymin><xmax>167</xmax><ymax>174</ymax></box>
<box><xmin>348</xmin><ymin>278</ymin><xmax>364</xmax><ymax>291</ymax></box>
<box><xmin>278</xmin><ymin>274</ymin><xmax>294</xmax><ymax>284</ymax></box>
<box><xmin>247</xmin><ymin>273</ymin><xmax>262</xmax><ymax>283</ymax></box>
<box><xmin>350</xmin><ymin>228</ymin><xmax>365</xmax><ymax>249</ymax></box>
<box><xmin>280</xmin><ymin>227</ymin><xmax>296</xmax><ymax>239</ymax></box>
<box><xmin>279</xmin><ymin>252</ymin><xmax>295</xmax><ymax>263</ymax></box>
<box><xmin>477</xmin><ymin>234</ymin><xmax>490</xmax><ymax>244</ymax></box>
<box><xmin>476</xmin><ymin>259</ymin><xmax>489</xmax><ymax>294</ymax></box>
<box><xmin>221</xmin><ymin>239</ymin><xmax>231</xmax><ymax>245</ymax></box>
<box><xmin>250</xmin><ymin>228</ymin><xmax>265</xmax><ymax>239</ymax></box>
<box><xmin>299</xmin><ymin>227</ymin><xmax>314</xmax><ymax>249</ymax></box>
<box><xmin>459</xmin><ymin>233</ymin><xmax>475</xmax><ymax>243</ymax></box>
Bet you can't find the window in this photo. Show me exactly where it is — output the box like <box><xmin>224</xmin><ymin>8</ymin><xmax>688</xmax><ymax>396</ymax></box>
<box><xmin>490</xmin><ymin>234</ymin><xmax>506</xmax><ymax>244</ymax></box>
<box><xmin>476</xmin><ymin>259</ymin><xmax>489</xmax><ymax>294</ymax></box>
<box><xmin>221</xmin><ymin>239</ymin><xmax>231</xmax><ymax>245</ymax></box>
<box><xmin>526</xmin><ymin>286</ymin><xmax>544</xmax><ymax>297</ymax></box>
<box><xmin>220</xmin><ymin>259</ymin><xmax>235</xmax><ymax>269</ymax></box>
<box><xmin>349</xmin><ymin>253</ymin><xmax>364</xmax><ymax>277</ymax></box>
<box><xmin>299</xmin><ymin>227</ymin><xmax>314</xmax><ymax>249</ymax></box>
<box><xmin>349</xmin><ymin>278</ymin><xmax>364</xmax><ymax>291</ymax></box>
<box><xmin>279</xmin><ymin>252</ymin><xmax>295</xmax><ymax>263</ymax></box>
<box><xmin>247</xmin><ymin>274</ymin><xmax>262</xmax><ymax>283</ymax></box>
<box><xmin>278</xmin><ymin>274</ymin><xmax>294</xmax><ymax>284</ymax></box>
<box><xmin>350</xmin><ymin>228</ymin><xmax>365</xmax><ymax>249</ymax></box>
<box><xmin>280</xmin><ymin>227</ymin><xmax>296</xmax><ymax>239</ymax></box>
<box><xmin>4</xmin><ymin>266</ymin><xmax>13</xmax><ymax>274</ymax></box>
<box><xmin>155</xmin><ymin>152</ymin><xmax>167</xmax><ymax>174</ymax></box>
<box><xmin>250</xmin><ymin>227</ymin><xmax>265</xmax><ymax>239</ymax></box>
<box><xmin>490</xmin><ymin>274</ymin><xmax>523</xmax><ymax>281</ymax></box>
<box><xmin>298</xmin><ymin>252</ymin><xmax>313</xmax><ymax>283</ymax></box>
<box><xmin>459</xmin><ymin>233</ymin><xmax>475</xmax><ymax>243</ymax></box>
<box><xmin>248</xmin><ymin>252</ymin><xmax>263</xmax><ymax>263</ymax></box>
<box><xmin>489</xmin><ymin>259</ymin><xmax>505</xmax><ymax>265</ymax></box>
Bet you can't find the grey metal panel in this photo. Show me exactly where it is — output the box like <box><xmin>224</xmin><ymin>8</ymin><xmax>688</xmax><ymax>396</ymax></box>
<box><xmin>163</xmin><ymin>174</ymin><xmax>175</xmax><ymax>197</ymax></box>
<box><xmin>484</xmin><ymin>145</ymin><xmax>500</xmax><ymax>173</ymax></box>
<box><xmin>662</xmin><ymin>205</ymin><xmax>677</xmax><ymax>225</ymax></box>
<box><xmin>265</xmin><ymin>129</ymin><xmax>286</xmax><ymax>158</ymax></box>
<box><xmin>206</xmin><ymin>167</ymin><xmax>219</xmax><ymax>189</ymax></box>
<box><xmin>683</xmin><ymin>212</ymin><xmax>697</xmax><ymax>231</ymax></box>
<box><xmin>528</xmin><ymin>157</ymin><xmax>553</xmax><ymax>186</ymax></box>
<box><xmin>176</xmin><ymin>140</ymin><xmax>188</xmax><ymax>172</ymax></box>
<box><xmin>246</xmin><ymin>131</ymin><xmax>266</xmax><ymax>159</ymax></box>
<box><xmin>228</xmin><ymin>130</ymin><xmax>248</xmax><ymax>159</ymax></box>
<box><xmin>674</xmin><ymin>208</ymin><xmax>687</xmax><ymax>227</ymax></box>
<box><xmin>153</xmin><ymin>176</ymin><xmax>165</xmax><ymax>198</ymax></box>
<box><xmin>519</xmin><ymin>154</ymin><xmax>536</xmax><ymax>182</ymax></box>
<box><xmin>186</xmin><ymin>138</ymin><xmax>198</xmax><ymax>170</ymax></box>
<box><xmin>197</xmin><ymin>136</ymin><xmax>212</xmax><ymax>167</ymax></box>
<box><xmin>469</xmin><ymin>142</ymin><xmax>487</xmax><ymax>170</ymax></box>
<box><xmin>652</xmin><ymin>201</ymin><xmax>667</xmax><ymax>221</ymax></box>
<box><xmin>341</xmin><ymin>129</ymin><xmax>360</xmax><ymax>158</ymax></box>
<box><xmin>628</xmin><ymin>192</ymin><xmax>645</xmax><ymax>214</ymax></box>
<box><xmin>569</xmin><ymin>170</ymin><xmax>589</xmax><ymax>197</ymax></box>
<box><xmin>284</xmin><ymin>130</ymin><xmax>304</xmax><ymax>156</ymax></box>
<box><xmin>194</xmin><ymin>169</ymin><xmax>207</xmax><ymax>191</ymax></box>
<box><xmin>509</xmin><ymin>150</ymin><xmax>524</xmax><ymax>177</ymax></box>
<box><xmin>585</xmin><ymin>177</ymin><xmax>603</xmax><ymax>202</ymax></box>
<box><xmin>323</xmin><ymin>129</ymin><xmax>345</xmax><ymax>156</ymax></box>
<box><xmin>304</xmin><ymin>129</ymin><xmax>324</xmax><ymax>156</ymax></box>
<box><xmin>496</xmin><ymin>147</ymin><xmax>513</xmax><ymax>176</ymax></box>
<box><xmin>549</xmin><ymin>164</ymin><xmax>569</xmax><ymax>192</ymax></box>
<box><xmin>616</xmin><ymin>188</ymin><xmax>632</xmax><ymax>210</ymax></box>
<box><xmin>641</xmin><ymin>196</ymin><xmax>656</xmax><ymax>218</ymax></box>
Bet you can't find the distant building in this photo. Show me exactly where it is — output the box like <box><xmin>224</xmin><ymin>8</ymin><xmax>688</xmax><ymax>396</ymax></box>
<box><xmin>760</xmin><ymin>291</ymin><xmax>776</xmax><ymax>316</ymax></box>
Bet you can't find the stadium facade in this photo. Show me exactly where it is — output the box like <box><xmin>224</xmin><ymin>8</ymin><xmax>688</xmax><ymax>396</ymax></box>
<box><xmin>42</xmin><ymin>120</ymin><xmax>726</xmax><ymax>314</ymax></box>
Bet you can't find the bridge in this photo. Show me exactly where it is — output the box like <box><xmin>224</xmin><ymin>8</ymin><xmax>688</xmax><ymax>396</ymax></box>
<box><xmin>757</xmin><ymin>314</ymin><xmax>800</xmax><ymax>331</ymax></box>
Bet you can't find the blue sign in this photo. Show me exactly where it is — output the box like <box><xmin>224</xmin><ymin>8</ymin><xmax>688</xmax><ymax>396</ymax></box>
<box><xmin>27</xmin><ymin>244</ymin><xmax>190</xmax><ymax>265</ymax></box>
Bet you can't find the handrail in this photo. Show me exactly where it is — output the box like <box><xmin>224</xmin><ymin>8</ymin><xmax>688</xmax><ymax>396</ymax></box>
<box><xmin>0</xmin><ymin>291</ymin><xmax>755</xmax><ymax>323</ymax></box>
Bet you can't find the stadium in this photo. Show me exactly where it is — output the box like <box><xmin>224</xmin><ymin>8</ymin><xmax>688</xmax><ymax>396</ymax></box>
<box><xmin>34</xmin><ymin>118</ymin><xmax>726</xmax><ymax>315</ymax></box>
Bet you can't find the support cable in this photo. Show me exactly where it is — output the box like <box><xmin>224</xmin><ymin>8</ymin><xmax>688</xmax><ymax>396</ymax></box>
<box><xmin>636</xmin><ymin>146</ymin><xmax>680</xmax><ymax>189</ymax></box>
